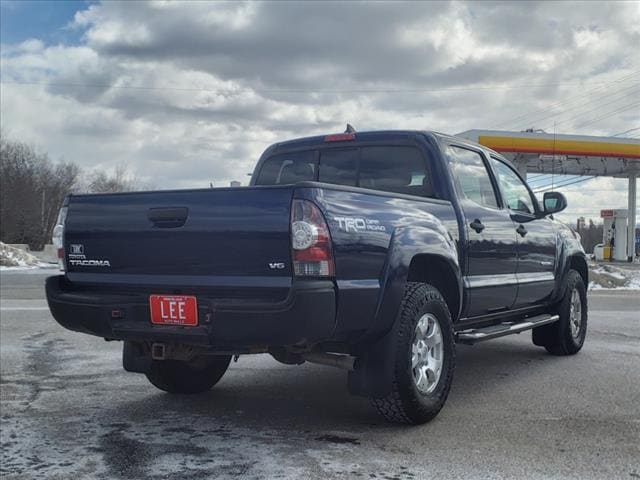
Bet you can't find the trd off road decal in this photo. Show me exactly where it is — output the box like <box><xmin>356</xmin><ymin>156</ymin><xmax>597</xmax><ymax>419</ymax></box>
<box><xmin>334</xmin><ymin>216</ymin><xmax>386</xmax><ymax>233</ymax></box>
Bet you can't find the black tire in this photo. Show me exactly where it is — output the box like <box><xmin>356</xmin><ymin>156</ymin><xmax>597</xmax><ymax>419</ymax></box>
<box><xmin>145</xmin><ymin>355</ymin><xmax>231</xmax><ymax>394</ymax></box>
<box><xmin>532</xmin><ymin>269</ymin><xmax>587</xmax><ymax>355</ymax></box>
<box><xmin>370</xmin><ymin>282</ymin><xmax>455</xmax><ymax>425</ymax></box>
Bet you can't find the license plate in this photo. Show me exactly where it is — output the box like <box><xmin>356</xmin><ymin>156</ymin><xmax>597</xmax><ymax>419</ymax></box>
<box><xmin>149</xmin><ymin>295</ymin><xmax>198</xmax><ymax>326</ymax></box>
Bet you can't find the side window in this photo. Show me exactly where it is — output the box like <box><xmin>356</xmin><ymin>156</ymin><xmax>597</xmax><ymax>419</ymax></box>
<box><xmin>446</xmin><ymin>146</ymin><xmax>498</xmax><ymax>209</ymax></box>
<box><xmin>489</xmin><ymin>157</ymin><xmax>535</xmax><ymax>214</ymax></box>
<box><xmin>319</xmin><ymin>149</ymin><xmax>358</xmax><ymax>186</ymax></box>
<box><xmin>254</xmin><ymin>151</ymin><xmax>317</xmax><ymax>185</ymax></box>
<box><xmin>359</xmin><ymin>146</ymin><xmax>433</xmax><ymax>197</ymax></box>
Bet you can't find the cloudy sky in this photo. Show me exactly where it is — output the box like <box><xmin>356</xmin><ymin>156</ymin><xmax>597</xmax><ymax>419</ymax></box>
<box><xmin>1</xmin><ymin>0</ymin><xmax>639</xmax><ymax>222</ymax></box>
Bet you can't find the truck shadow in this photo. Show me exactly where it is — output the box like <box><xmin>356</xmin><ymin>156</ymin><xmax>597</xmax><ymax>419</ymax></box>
<box><xmin>69</xmin><ymin>338</ymin><xmax>578</xmax><ymax>478</ymax></box>
<box><xmin>114</xmin><ymin>336</ymin><xmax>559</xmax><ymax>431</ymax></box>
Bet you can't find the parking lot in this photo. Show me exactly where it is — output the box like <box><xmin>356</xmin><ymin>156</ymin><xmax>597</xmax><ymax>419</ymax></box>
<box><xmin>1</xmin><ymin>269</ymin><xmax>638</xmax><ymax>480</ymax></box>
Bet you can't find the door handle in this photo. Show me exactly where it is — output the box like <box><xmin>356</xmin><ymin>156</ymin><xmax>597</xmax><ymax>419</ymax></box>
<box><xmin>516</xmin><ymin>224</ymin><xmax>527</xmax><ymax>237</ymax></box>
<box><xmin>470</xmin><ymin>219</ymin><xmax>485</xmax><ymax>233</ymax></box>
<box><xmin>148</xmin><ymin>207</ymin><xmax>188</xmax><ymax>228</ymax></box>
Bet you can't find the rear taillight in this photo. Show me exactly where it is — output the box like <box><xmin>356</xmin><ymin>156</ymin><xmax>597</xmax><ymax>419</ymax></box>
<box><xmin>52</xmin><ymin>206</ymin><xmax>68</xmax><ymax>272</ymax></box>
<box><xmin>291</xmin><ymin>199</ymin><xmax>334</xmax><ymax>277</ymax></box>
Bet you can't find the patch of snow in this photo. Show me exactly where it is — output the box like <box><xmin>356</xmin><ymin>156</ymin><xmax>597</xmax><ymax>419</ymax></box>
<box><xmin>608</xmin><ymin>272</ymin><xmax>626</xmax><ymax>280</ymax></box>
<box><xmin>588</xmin><ymin>261</ymin><xmax>640</xmax><ymax>290</ymax></box>
<box><xmin>624</xmin><ymin>275</ymin><xmax>640</xmax><ymax>290</ymax></box>
<box><xmin>0</xmin><ymin>242</ymin><xmax>51</xmax><ymax>269</ymax></box>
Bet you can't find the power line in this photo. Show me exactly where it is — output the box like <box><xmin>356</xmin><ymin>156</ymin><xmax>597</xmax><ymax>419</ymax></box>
<box><xmin>543</xmin><ymin>88</ymin><xmax>640</xmax><ymax>130</ymax></box>
<box><xmin>526</xmin><ymin>175</ymin><xmax>552</xmax><ymax>184</ymax></box>
<box><xmin>0</xmin><ymin>78</ymin><xmax>636</xmax><ymax>95</ymax></box>
<box><xmin>611</xmin><ymin>127</ymin><xmax>640</xmax><ymax>137</ymax></box>
<box><xmin>533</xmin><ymin>176</ymin><xmax>594</xmax><ymax>192</ymax></box>
<box><xmin>535</xmin><ymin>183</ymin><xmax>629</xmax><ymax>193</ymax></box>
<box><xmin>526</xmin><ymin>174</ymin><xmax>585</xmax><ymax>184</ymax></box>
<box><xmin>533</xmin><ymin>176</ymin><xmax>596</xmax><ymax>193</ymax></box>
<box><xmin>491</xmin><ymin>71</ymin><xmax>640</xmax><ymax>129</ymax></box>
<box><xmin>510</xmin><ymin>71</ymin><xmax>640</xmax><ymax>129</ymax></box>
<box><xmin>556</xmin><ymin>189</ymin><xmax>631</xmax><ymax>193</ymax></box>
<box><xmin>529</xmin><ymin>83</ymin><xmax>640</xmax><ymax>131</ymax></box>
<box><xmin>527</xmin><ymin>174</ymin><xmax>581</xmax><ymax>185</ymax></box>
<box><xmin>575</xmin><ymin>102</ymin><xmax>640</xmax><ymax>129</ymax></box>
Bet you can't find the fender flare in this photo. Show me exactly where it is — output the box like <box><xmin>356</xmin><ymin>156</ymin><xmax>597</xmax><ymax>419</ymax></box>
<box><xmin>371</xmin><ymin>225</ymin><xmax>461</xmax><ymax>334</ymax></box>
<box><xmin>349</xmin><ymin>225</ymin><xmax>461</xmax><ymax>398</ymax></box>
<box><xmin>551</xmin><ymin>235</ymin><xmax>588</xmax><ymax>304</ymax></box>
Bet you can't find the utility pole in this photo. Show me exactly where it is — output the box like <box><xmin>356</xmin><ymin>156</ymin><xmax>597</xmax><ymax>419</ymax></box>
<box><xmin>41</xmin><ymin>189</ymin><xmax>46</xmax><ymax>240</ymax></box>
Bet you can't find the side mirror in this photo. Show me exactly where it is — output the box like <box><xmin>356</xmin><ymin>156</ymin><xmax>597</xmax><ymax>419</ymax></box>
<box><xmin>543</xmin><ymin>191</ymin><xmax>567</xmax><ymax>215</ymax></box>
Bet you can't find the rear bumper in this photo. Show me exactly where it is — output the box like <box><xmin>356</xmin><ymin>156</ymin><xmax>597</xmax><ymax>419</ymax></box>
<box><xmin>46</xmin><ymin>275</ymin><xmax>336</xmax><ymax>350</ymax></box>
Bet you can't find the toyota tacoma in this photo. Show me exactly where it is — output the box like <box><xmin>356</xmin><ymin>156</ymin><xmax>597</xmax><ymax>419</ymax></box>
<box><xmin>46</xmin><ymin>129</ymin><xmax>588</xmax><ymax>424</ymax></box>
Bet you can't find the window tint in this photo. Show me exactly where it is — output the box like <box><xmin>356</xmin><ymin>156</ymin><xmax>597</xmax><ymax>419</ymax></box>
<box><xmin>447</xmin><ymin>146</ymin><xmax>498</xmax><ymax>209</ymax></box>
<box><xmin>255</xmin><ymin>145</ymin><xmax>435</xmax><ymax>198</ymax></box>
<box><xmin>489</xmin><ymin>157</ymin><xmax>535</xmax><ymax>214</ymax></box>
<box><xmin>359</xmin><ymin>146</ymin><xmax>432</xmax><ymax>197</ymax></box>
<box><xmin>254</xmin><ymin>151</ymin><xmax>317</xmax><ymax>185</ymax></box>
<box><xmin>319</xmin><ymin>149</ymin><xmax>358</xmax><ymax>186</ymax></box>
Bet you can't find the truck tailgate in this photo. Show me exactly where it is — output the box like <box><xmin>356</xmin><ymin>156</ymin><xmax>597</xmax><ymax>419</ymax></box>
<box><xmin>63</xmin><ymin>187</ymin><xmax>294</xmax><ymax>296</ymax></box>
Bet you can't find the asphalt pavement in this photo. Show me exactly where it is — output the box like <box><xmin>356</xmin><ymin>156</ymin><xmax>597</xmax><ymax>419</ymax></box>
<box><xmin>1</xmin><ymin>269</ymin><xmax>639</xmax><ymax>480</ymax></box>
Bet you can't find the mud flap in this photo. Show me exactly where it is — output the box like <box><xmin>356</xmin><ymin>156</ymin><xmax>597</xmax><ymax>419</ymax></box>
<box><xmin>347</xmin><ymin>325</ymin><xmax>398</xmax><ymax>398</ymax></box>
<box><xmin>122</xmin><ymin>341</ymin><xmax>152</xmax><ymax>374</ymax></box>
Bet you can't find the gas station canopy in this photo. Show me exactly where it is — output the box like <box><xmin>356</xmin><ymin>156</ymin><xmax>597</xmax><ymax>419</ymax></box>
<box><xmin>457</xmin><ymin>129</ymin><xmax>640</xmax><ymax>261</ymax></box>
<box><xmin>457</xmin><ymin>129</ymin><xmax>640</xmax><ymax>177</ymax></box>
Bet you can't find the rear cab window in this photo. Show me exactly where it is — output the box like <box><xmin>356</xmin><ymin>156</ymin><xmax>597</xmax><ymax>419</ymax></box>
<box><xmin>319</xmin><ymin>149</ymin><xmax>358</xmax><ymax>187</ymax></box>
<box><xmin>359</xmin><ymin>146</ymin><xmax>433</xmax><ymax>197</ymax></box>
<box><xmin>254</xmin><ymin>144</ymin><xmax>436</xmax><ymax>198</ymax></box>
<box><xmin>253</xmin><ymin>150</ymin><xmax>317</xmax><ymax>185</ymax></box>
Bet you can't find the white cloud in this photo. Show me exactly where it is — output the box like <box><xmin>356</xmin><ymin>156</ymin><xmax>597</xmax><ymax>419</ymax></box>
<box><xmin>1</xmin><ymin>0</ymin><xmax>639</xmax><ymax>222</ymax></box>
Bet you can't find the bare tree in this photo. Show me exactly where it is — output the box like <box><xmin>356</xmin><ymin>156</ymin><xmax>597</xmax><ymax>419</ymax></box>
<box><xmin>1</xmin><ymin>133</ymin><xmax>154</xmax><ymax>248</ymax></box>
<box><xmin>0</xmin><ymin>135</ymin><xmax>79</xmax><ymax>249</ymax></box>
<box><xmin>85</xmin><ymin>164</ymin><xmax>143</xmax><ymax>193</ymax></box>
<box><xmin>575</xmin><ymin>217</ymin><xmax>603</xmax><ymax>253</ymax></box>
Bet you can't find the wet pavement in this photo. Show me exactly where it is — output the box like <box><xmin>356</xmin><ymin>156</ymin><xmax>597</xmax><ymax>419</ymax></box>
<box><xmin>1</xmin><ymin>270</ymin><xmax>639</xmax><ymax>479</ymax></box>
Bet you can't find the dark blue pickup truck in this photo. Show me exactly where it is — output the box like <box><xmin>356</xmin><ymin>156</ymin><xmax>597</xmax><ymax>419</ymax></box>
<box><xmin>46</xmin><ymin>129</ymin><xmax>588</xmax><ymax>424</ymax></box>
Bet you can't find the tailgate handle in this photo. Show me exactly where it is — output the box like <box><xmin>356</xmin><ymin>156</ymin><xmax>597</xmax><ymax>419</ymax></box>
<box><xmin>148</xmin><ymin>207</ymin><xmax>188</xmax><ymax>228</ymax></box>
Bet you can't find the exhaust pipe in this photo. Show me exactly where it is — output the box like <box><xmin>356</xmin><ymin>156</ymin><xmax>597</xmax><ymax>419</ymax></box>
<box><xmin>301</xmin><ymin>352</ymin><xmax>356</xmax><ymax>371</ymax></box>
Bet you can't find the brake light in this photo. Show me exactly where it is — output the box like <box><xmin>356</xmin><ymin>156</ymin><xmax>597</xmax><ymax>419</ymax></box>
<box><xmin>52</xmin><ymin>206</ymin><xmax>68</xmax><ymax>272</ymax></box>
<box><xmin>291</xmin><ymin>199</ymin><xmax>334</xmax><ymax>277</ymax></box>
<box><xmin>324</xmin><ymin>133</ymin><xmax>355</xmax><ymax>142</ymax></box>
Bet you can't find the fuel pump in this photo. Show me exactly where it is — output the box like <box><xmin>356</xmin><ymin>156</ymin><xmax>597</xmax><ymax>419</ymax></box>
<box><xmin>600</xmin><ymin>209</ymin><xmax>628</xmax><ymax>261</ymax></box>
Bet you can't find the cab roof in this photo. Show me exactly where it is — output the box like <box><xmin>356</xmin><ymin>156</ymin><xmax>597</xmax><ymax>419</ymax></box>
<box><xmin>266</xmin><ymin>129</ymin><xmax>512</xmax><ymax>167</ymax></box>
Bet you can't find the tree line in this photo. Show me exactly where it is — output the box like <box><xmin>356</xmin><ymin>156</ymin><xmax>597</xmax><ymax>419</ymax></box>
<box><xmin>1</xmin><ymin>133</ymin><xmax>607</xmax><ymax>253</ymax></box>
<box><xmin>574</xmin><ymin>218</ymin><xmax>604</xmax><ymax>254</ymax></box>
<box><xmin>0</xmin><ymin>134</ymin><xmax>143</xmax><ymax>250</ymax></box>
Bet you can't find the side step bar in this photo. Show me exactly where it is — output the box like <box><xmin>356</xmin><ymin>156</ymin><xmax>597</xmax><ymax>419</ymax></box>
<box><xmin>455</xmin><ymin>314</ymin><xmax>559</xmax><ymax>345</ymax></box>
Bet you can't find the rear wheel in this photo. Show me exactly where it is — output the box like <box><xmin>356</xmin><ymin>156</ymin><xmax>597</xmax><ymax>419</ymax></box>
<box><xmin>370</xmin><ymin>283</ymin><xmax>455</xmax><ymax>425</ymax></box>
<box><xmin>532</xmin><ymin>269</ymin><xmax>587</xmax><ymax>355</ymax></box>
<box><xmin>145</xmin><ymin>355</ymin><xmax>231</xmax><ymax>394</ymax></box>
